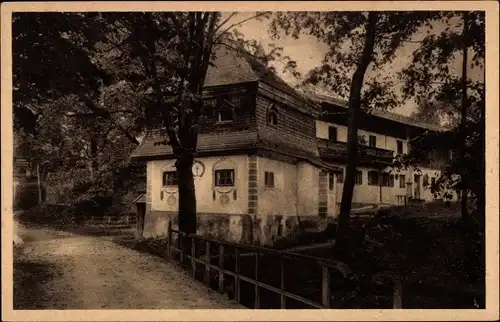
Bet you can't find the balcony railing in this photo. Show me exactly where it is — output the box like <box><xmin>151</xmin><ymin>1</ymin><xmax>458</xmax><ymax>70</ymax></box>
<box><xmin>317</xmin><ymin>138</ymin><xmax>394</xmax><ymax>164</ymax></box>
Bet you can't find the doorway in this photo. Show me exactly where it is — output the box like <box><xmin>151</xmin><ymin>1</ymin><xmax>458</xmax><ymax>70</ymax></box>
<box><xmin>413</xmin><ymin>174</ymin><xmax>421</xmax><ymax>200</ymax></box>
<box><xmin>327</xmin><ymin>172</ymin><xmax>337</xmax><ymax>216</ymax></box>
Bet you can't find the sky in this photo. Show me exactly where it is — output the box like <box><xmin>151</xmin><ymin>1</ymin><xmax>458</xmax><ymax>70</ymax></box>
<box><xmin>220</xmin><ymin>12</ymin><xmax>484</xmax><ymax>117</ymax></box>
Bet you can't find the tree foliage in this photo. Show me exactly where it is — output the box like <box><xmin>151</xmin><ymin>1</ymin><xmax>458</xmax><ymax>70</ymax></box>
<box><xmin>269</xmin><ymin>12</ymin><xmax>441</xmax><ymax>248</ymax></box>
<box><xmin>397</xmin><ymin>11</ymin><xmax>485</xmax><ymax>214</ymax></box>
<box><xmin>13</xmin><ymin>12</ymin><xmax>286</xmax><ymax>231</ymax></box>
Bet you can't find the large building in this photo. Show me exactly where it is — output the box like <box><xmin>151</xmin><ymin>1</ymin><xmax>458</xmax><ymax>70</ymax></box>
<box><xmin>130</xmin><ymin>46</ymin><xmax>455</xmax><ymax>245</ymax></box>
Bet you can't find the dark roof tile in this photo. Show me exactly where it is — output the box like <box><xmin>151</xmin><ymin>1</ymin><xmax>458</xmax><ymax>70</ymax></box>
<box><xmin>205</xmin><ymin>45</ymin><xmax>313</xmax><ymax>108</ymax></box>
<box><xmin>307</xmin><ymin>92</ymin><xmax>448</xmax><ymax>132</ymax></box>
<box><xmin>130</xmin><ymin>130</ymin><xmax>258</xmax><ymax>159</ymax></box>
<box><xmin>204</xmin><ymin>46</ymin><xmax>258</xmax><ymax>87</ymax></box>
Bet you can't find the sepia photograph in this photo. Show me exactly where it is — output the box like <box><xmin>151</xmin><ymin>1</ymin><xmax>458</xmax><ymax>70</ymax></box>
<box><xmin>2</xmin><ymin>1</ymin><xmax>499</xmax><ymax>321</ymax></box>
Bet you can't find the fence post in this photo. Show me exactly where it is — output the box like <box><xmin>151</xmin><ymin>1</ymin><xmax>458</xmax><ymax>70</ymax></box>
<box><xmin>280</xmin><ymin>257</ymin><xmax>286</xmax><ymax>309</ymax></box>
<box><xmin>166</xmin><ymin>221</ymin><xmax>172</xmax><ymax>261</ymax></box>
<box><xmin>393</xmin><ymin>279</ymin><xmax>403</xmax><ymax>309</ymax></box>
<box><xmin>218</xmin><ymin>245</ymin><xmax>224</xmax><ymax>293</ymax></box>
<box><xmin>254</xmin><ymin>253</ymin><xmax>260</xmax><ymax>309</ymax></box>
<box><xmin>178</xmin><ymin>233</ymin><xmax>184</xmax><ymax>265</ymax></box>
<box><xmin>191</xmin><ymin>237</ymin><xmax>196</xmax><ymax>278</ymax></box>
<box><xmin>321</xmin><ymin>266</ymin><xmax>331</xmax><ymax>308</ymax></box>
<box><xmin>204</xmin><ymin>240</ymin><xmax>211</xmax><ymax>285</ymax></box>
<box><xmin>235</xmin><ymin>248</ymin><xmax>241</xmax><ymax>303</ymax></box>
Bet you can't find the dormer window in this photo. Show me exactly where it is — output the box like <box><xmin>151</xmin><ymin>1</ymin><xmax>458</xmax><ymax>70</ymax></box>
<box><xmin>216</xmin><ymin>109</ymin><xmax>234</xmax><ymax>123</ymax></box>
<box><xmin>267</xmin><ymin>106</ymin><xmax>278</xmax><ymax>126</ymax></box>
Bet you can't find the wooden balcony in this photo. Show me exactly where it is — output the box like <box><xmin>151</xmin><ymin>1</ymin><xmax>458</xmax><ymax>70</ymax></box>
<box><xmin>317</xmin><ymin>138</ymin><xmax>394</xmax><ymax>165</ymax></box>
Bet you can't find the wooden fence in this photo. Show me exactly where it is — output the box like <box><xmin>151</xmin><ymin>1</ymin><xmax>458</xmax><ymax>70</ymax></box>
<box><xmin>166</xmin><ymin>222</ymin><xmax>403</xmax><ymax>309</ymax></box>
<box><xmin>84</xmin><ymin>214</ymin><xmax>137</xmax><ymax>227</ymax></box>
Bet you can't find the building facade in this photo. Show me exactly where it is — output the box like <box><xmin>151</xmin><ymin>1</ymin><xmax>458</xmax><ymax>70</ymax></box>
<box><xmin>130</xmin><ymin>46</ymin><xmax>455</xmax><ymax>245</ymax></box>
<box><xmin>310</xmin><ymin>93</ymin><xmax>456</xmax><ymax>208</ymax></box>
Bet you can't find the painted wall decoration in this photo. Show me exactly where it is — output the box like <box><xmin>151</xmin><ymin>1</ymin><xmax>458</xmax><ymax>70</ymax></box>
<box><xmin>192</xmin><ymin>160</ymin><xmax>205</xmax><ymax>178</ymax></box>
<box><xmin>220</xmin><ymin>194</ymin><xmax>230</xmax><ymax>205</ymax></box>
<box><xmin>167</xmin><ymin>195</ymin><xmax>177</xmax><ymax>206</ymax></box>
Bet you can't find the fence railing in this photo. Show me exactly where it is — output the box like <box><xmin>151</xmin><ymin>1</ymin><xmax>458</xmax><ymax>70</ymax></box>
<box><xmin>317</xmin><ymin>139</ymin><xmax>394</xmax><ymax>163</ymax></box>
<box><xmin>85</xmin><ymin>214</ymin><xmax>137</xmax><ymax>227</ymax></box>
<box><xmin>166</xmin><ymin>222</ymin><xmax>403</xmax><ymax>309</ymax></box>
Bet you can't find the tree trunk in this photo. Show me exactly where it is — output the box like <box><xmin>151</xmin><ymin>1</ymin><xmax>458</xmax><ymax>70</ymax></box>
<box><xmin>177</xmin><ymin>151</ymin><xmax>197</xmax><ymax>235</ymax></box>
<box><xmin>459</xmin><ymin>11</ymin><xmax>469</xmax><ymax>219</ymax></box>
<box><xmin>176</xmin><ymin>151</ymin><xmax>197</xmax><ymax>267</ymax></box>
<box><xmin>335</xmin><ymin>12</ymin><xmax>378</xmax><ymax>253</ymax></box>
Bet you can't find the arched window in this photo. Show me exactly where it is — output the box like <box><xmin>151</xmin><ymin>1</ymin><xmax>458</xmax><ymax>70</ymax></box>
<box><xmin>267</xmin><ymin>106</ymin><xmax>278</xmax><ymax>126</ymax></box>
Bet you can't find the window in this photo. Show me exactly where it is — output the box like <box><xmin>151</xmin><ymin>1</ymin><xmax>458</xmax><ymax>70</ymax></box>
<box><xmin>381</xmin><ymin>174</ymin><xmax>394</xmax><ymax>187</ymax></box>
<box><xmin>162</xmin><ymin>171</ymin><xmax>178</xmax><ymax>186</ymax></box>
<box><xmin>369</xmin><ymin>135</ymin><xmax>377</xmax><ymax>148</ymax></box>
<box><xmin>358</xmin><ymin>135</ymin><xmax>367</xmax><ymax>145</ymax></box>
<box><xmin>267</xmin><ymin>107</ymin><xmax>278</xmax><ymax>126</ymax></box>
<box><xmin>355</xmin><ymin>170</ymin><xmax>363</xmax><ymax>185</ymax></box>
<box><xmin>216</xmin><ymin>109</ymin><xmax>234</xmax><ymax>122</ymax></box>
<box><xmin>337</xmin><ymin>169</ymin><xmax>344</xmax><ymax>183</ymax></box>
<box><xmin>431</xmin><ymin>177</ymin><xmax>436</xmax><ymax>187</ymax></box>
<box><xmin>264</xmin><ymin>171</ymin><xmax>275</xmax><ymax>188</ymax></box>
<box><xmin>368</xmin><ymin>170</ymin><xmax>379</xmax><ymax>186</ymax></box>
<box><xmin>397</xmin><ymin>140</ymin><xmax>404</xmax><ymax>155</ymax></box>
<box><xmin>328</xmin><ymin>126</ymin><xmax>338</xmax><ymax>141</ymax></box>
<box><xmin>215</xmin><ymin>169</ymin><xmax>235</xmax><ymax>186</ymax></box>
<box><xmin>399</xmin><ymin>174</ymin><xmax>406</xmax><ymax>188</ymax></box>
<box><xmin>329</xmin><ymin>173</ymin><xmax>335</xmax><ymax>191</ymax></box>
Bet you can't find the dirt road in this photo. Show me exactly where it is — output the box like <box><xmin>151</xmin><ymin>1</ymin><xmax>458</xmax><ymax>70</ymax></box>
<box><xmin>14</xmin><ymin>223</ymin><xmax>243</xmax><ymax>309</ymax></box>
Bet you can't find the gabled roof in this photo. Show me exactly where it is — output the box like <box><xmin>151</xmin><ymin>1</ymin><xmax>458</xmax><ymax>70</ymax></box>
<box><xmin>130</xmin><ymin>129</ymin><xmax>259</xmax><ymax>159</ymax></box>
<box><xmin>204</xmin><ymin>45</ymin><xmax>259</xmax><ymax>87</ymax></box>
<box><xmin>130</xmin><ymin>129</ymin><xmax>342</xmax><ymax>173</ymax></box>
<box><xmin>206</xmin><ymin>44</ymin><xmax>315</xmax><ymax>109</ymax></box>
<box><xmin>306</xmin><ymin>92</ymin><xmax>448</xmax><ymax>132</ymax></box>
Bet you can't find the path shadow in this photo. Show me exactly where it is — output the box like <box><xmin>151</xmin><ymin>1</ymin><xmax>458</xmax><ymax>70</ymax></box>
<box><xmin>13</xmin><ymin>258</ymin><xmax>64</xmax><ymax>309</ymax></box>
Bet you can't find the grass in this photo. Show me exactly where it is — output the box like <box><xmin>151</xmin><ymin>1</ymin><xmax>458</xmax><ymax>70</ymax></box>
<box><xmin>292</xmin><ymin>203</ymin><xmax>485</xmax><ymax>308</ymax></box>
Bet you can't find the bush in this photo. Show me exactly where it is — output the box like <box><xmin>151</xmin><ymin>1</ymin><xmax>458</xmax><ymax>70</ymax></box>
<box><xmin>16</xmin><ymin>204</ymin><xmax>76</xmax><ymax>228</ymax></box>
<box><xmin>14</xmin><ymin>180</ymin><xmax>45</xmax><ymax>211</ymax></box>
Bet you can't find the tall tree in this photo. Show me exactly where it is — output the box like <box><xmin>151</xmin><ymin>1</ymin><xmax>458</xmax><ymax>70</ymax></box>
<box><xmin>269</xmin><ymin>12</ymin><xmax>437</xmax><ymax>252</ymax></box>
<box><xmin>12</xmin><ymin>13</ymin><xmax>142</xmax><ymax>146</ymax></box>
<box><xmin>98</xmin><ymin>12</ymin><xmax>278</xmax><ymax>234</ymax></box>
<box><xmin>399</xmin><ymin>11</ymin><xmax>485</xmax><ymax>217</ymax></box>
<box><xmin>458</xmin><ymin>11</ymin><xmax>470</xmax><ymax>218</ymax></box>
<box><xmin>12</xmin><ymin>13</ymin><xmax>147</xmax><ymax>192</ymax></box>
<box><xmin>397</xmin><ymin>11</ymin><xmax>485</xmax><ymax>284</ymax></box>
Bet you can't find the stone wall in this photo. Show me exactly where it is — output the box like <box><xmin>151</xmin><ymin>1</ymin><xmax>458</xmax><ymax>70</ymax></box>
<box><xmin>143</xmin><ymin>211</ymin><xmax>330</xmax><ymax>246</ymax></box>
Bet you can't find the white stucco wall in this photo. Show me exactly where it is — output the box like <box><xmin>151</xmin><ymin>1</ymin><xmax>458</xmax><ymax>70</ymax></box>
<box><xmin>149</xmin><ymin>155</ymin><xmax>249</xmax><ymax>214</ymax></box>
<box><xmin>257</xmin><ymin>157</ymin><xmax>298</xmax><ymax>216</ymax></box>
<box><xmin>297</xmin><ymin>162</ymin><xmax>320</xmax><ymax>216</ymax></box>
<box><xmin>316</xmin><ymin>120</ymin><xmax>407</xmax><ymax>154</ymax></box>
<box><xmin>333</xmin><ymin>165</ymin><xmax>455</xmax><ymax>206</ymax></box>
